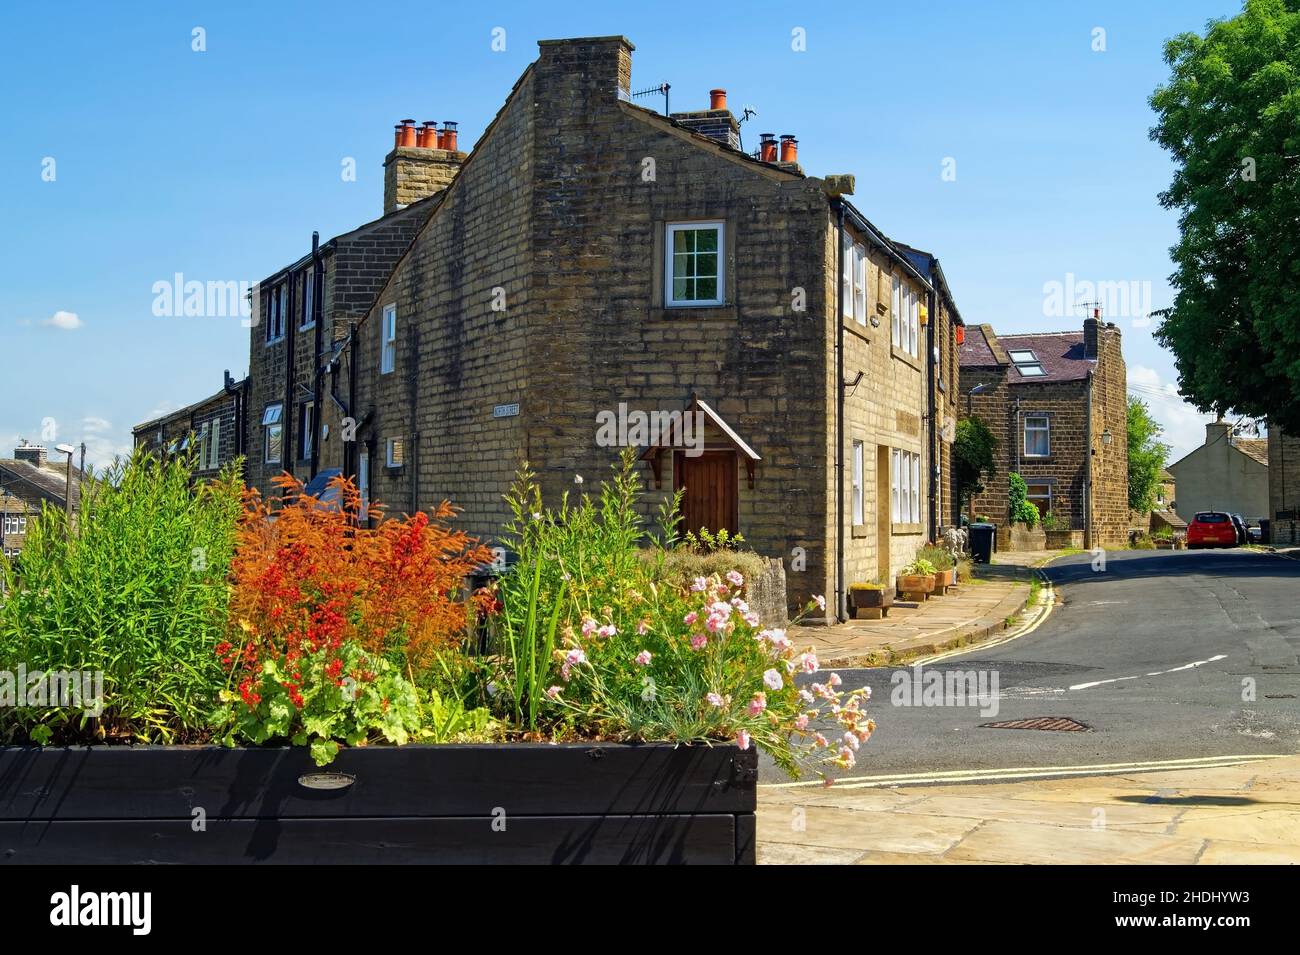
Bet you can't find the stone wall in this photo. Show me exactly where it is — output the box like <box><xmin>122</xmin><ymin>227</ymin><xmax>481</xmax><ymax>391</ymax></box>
<box><xmin>1268</xmin><ymin>427</ymin><xmax>1300</xmax><ymax>545</ymax></box>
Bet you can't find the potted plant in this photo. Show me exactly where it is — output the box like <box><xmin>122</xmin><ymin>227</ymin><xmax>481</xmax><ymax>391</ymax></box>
<box><xmin>0</xmin><ymin>450</ymin><xmax>874</xmax><ymax>865</ymax></box>
<box><xmin>896</xmin><ymin>558</ymin><xmax>937</xmax><ymax>601</ymax></box>
<box><xmin>917</xmin><ymin>544</ymin><xmax>956</xmax><ymax>595</ymax></box>
<box><xmin>849</xmin><ymin>581</ymin><xmax>893</xmax><ymax>619</ymax></box>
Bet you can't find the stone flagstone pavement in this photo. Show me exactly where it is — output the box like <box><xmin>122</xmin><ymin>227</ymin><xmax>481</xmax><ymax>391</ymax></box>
<box><xmin>759</xmin><ymin>756</ymin><xmax>1300</xmax><ymax>864</ymax></box>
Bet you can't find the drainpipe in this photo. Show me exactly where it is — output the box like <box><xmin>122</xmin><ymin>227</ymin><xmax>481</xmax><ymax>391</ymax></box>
<box><xmin>926</xmin><ymin>283</ymin><xmax>938</xmax><ymax>543</ymax></box>
<box><xmin>284</xmin><ymin>272</ymin><xmax>296</xmax><ymax>480</ymax></box>
<box><xmin>1084</xmin><ymin>369</ymin><xmax>1094</xmax><ymax>549</ymax></box>
<box><xmin>223</xmin><ymin>369</ymin><xmax>244</xmax><ymax>480</ymax></box>
<box><xmin>835</xmin><ymin>203</ymin><xmax>847</xmax><ymax>623</ymax></box>
<box><xmin>310</xmin><ymin>232</ymin><xmax>322</xmax><ymax>480</ymax></box>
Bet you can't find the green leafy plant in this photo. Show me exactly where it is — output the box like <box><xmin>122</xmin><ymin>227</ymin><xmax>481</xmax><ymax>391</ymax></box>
<box><xmin>1008</xmin><ymin>473</ymin><xmax>1040</xmax><ymax>527</ymax></box>
<box><xmin>901</xmin><ymin>558</ymin><xmax>937</xmax><ymax>577</ymax></box>
<box><xmin>681</xmin><ymin>526</ymin><xmax>746</xmax><ymax>554</ymax></box>
<box><xmin>1041</xmin><ymin>510</ymin><xmax>1065</xmax><ymax>532</ymax></box>
<box><xmin>954</xmin><ymin>416</ymin><xmax>997</xmax><ymax>513</ymax></box>
<box><xmin>1128</xmin><ymin>397</ymin><xmax>1171</xmax><ymax>514</ymax></box>
<box><xmin>0</xmin><ymin>448</ymin><xmax>242</xmax><ymax>745</ymax></box>
<box><xmin>915</xmin><ymin>544</ymin><xmax>955</xmax><ymax>571</ymax></box>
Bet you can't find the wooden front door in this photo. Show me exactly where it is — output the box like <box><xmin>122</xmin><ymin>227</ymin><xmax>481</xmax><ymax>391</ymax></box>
<box><xmin>674</xmin><ymin>450</ymin><xmax>738</xmax><ymax>536</ymax></box>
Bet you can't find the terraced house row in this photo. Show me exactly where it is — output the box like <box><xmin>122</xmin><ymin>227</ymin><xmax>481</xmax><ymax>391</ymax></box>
<box><xmin>135</xmin><ymin>35</ymin><xmax>972</xmax><ymax>621</ymax></box>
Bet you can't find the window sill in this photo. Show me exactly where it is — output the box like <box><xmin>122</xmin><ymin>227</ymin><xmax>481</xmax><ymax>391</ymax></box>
<box><xmin>843</xmin><ymin>317</ymin><xmax>870</xmax><ymax>342</ymax></box>
<box><xmin>890</xmin><ymin>345</ymin><xmax>923</xmax><ymax>371</ymax></box>
<box><xmin>891</xmin><ymin>522</ymin><xmax>924</xmax><ymax>535</ymax></box>
<box><xmin>264</xmin><ymin>337</ymin><xmax>285</xmax><ymax>347</ymax></box>
<box><xmin>650</xmin><ymin>304</ymin><xmax>736</xmax><ymax>322</ymax></box>
<box><xmin>851</xmin><ymin>523</ymin><xmax>869</xmax><ymax>539</ymax></box>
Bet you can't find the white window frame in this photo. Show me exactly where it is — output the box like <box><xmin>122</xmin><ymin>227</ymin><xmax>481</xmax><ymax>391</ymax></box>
<box><xmin>209</xmin><ymin>418</ymin><xmax>221</xmax><ymax>470</ymax></box>
<box><xmin>909</xmin><ymin>289</ymin><xmax>920</xmax><ymax>356</ymax></box>
<box><xmin>300</xmin><ymin>401</ymin><xmax>315</xmax><ymax>461</ymax></box>
<box><xmin>665</xmin><ymin>221</ymin><xmax>725</xmax><ymax>307</ymax></box>
<box><xmin>891</xmin><ymin>448</ymin><xmax>922</xmax><ymax>525</ymax></box>
<box><xmin>1025</xmin><ymin>482</ymin><xmax>1052</xmax><ymax>513</ymax></box>
<box><xmin>841</xmin><ymin>234</ymin><xmax>853</xmax><ymax>319</ymax></box>
<box><xmin>853</xmin><ymin>244</ymin><xmax>867</xmax><ymax>325</ymax></box>
<box><xmin>1024</xmin><ymin>414</ymin><xmax>1051</xmax><ymax>458</ymax></box>
<box><xmin>262</xmin><ymin>403</ymin><xmax>283</xmax><ymax>465</ymax></box>
<box><xmin>851</xmin><ymin>440</ymin><xmax>865</xmax><ymax>525</ymax></box>
<box><xmin>265</xmin><ymin>284</ymin><xmax>286</xmax><ymax>344</ymax></box>
<box><xmin>380</xmin><ymin>304</ymin><xmax>397</xmax><ymax>375</ymax></box>
<box><xmin>891</xmin><ymin>275</ymin><xmax>902</xmax><ymax>346</ymax></box>
<box><xmin>386</xmin><ymin>437</ymin><xmax>403</xmax><ymax>468</ymax></box>
<box><xmin>301</xmin><ymin>267</ymin><xmax>316</xmax><ymax>330</ymax></box>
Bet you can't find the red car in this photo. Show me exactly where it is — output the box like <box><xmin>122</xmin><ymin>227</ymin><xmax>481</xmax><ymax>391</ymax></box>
<box><xmin>1187</xmin><ymin>511</ymin><xmax>1238</xmax><ymax>548</ymax></box>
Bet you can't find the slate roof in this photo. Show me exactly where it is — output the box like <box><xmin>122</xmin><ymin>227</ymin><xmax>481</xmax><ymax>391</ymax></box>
<box><xmin>959</xmin><ymin>328</ymin><xmax>1095</xmax><ymax>383</ymax></box>
<box><xmin>0</xmin><ymin>457</ymin><xmax>81</xmax><ymax>508</ymax></box>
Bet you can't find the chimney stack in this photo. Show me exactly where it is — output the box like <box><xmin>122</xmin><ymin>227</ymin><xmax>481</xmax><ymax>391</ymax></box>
<box><xmin>670</xmin><ymin>88</ymin><xmax>741</xmax><ymax>149</ymax></box>
<box><xmin>758</xmin><ymin>132</ymin><xmax>777</xmax><ymax>162</ymax></box>
<box><xmin>383</xmin><ymin>118</ymin><xmax>468</xmax><ymax>214</ymax></box>
<box><xmin>13</xmin><ymin>441</ymin><xmax>47</xmax><ymax>468</ymax></box>
<box><xmin>1084</xmin><ymin>311</ymin><xmax>1101</xmax><ymax>358</ymax></box>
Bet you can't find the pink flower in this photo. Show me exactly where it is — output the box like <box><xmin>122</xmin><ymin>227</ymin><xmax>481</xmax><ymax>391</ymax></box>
<box><xmin>748</xmin><ymin>692</ymin><xmax>767</xmax><ymax>717</ymax></box>
<box><xmin>581</xmin><ymin>618</ymin><xmax>598</xmax><ymax>637</ymax></box>
<box><xmin>706</xmin><ymin>692</ymin><xmax>725</xmax><ymax>708</ymax></box>
<box><xmin>545</xmin><ymin>685</ymin><xmax>563</xmax><ymax>700</ymax></box>
<box><xmin>794</xmin><ymin>713</ymin><xmax>809</xmax><ymax>730</ymax></box>
<box><xmin>691</xmin><ymin>633</ymin><xmax>708</xmax><ymax>650</ymax></box>
<box><xmin>813</xmin><ymin>733</ymin><xmax>829</xmax><ymax>748</ymax></box>
<box><xmin>691</xmin><ymin>576</ymin><xmax>709</xmax><ymax>593</ymax></box>
<box><xmin>705</xmin><ymin>613</ymin><xmax>728</xmax><ymax>633</ymax></box>
<box><xmin>743</xmin><ymin>612</ymin><xmax>760</xmax><ymax>627</ymax></box>
<box><xmin>798</xmin><ymin>689</ymin><xmax>814</xmax><ymax>704</ymax></box>
<box><xmin>828</xmin><ymin>672</ymin><xmax>842</xmax><ymax>687</ymax></box>
<box><xmin>814</xmin><ymin>594</ymin><xmax>827</xmax><ymax>611</ymax></box>
<box><xmin>798</xmin><ymin>652</ymin><xmax>819</xmax><ymax>674</ymax></box>
<box><xmin>596</xmin><ymin>624</ymin><xmax>618</xmax><ymax>639</ymax></box>
<box><xmin>637</xmin><ymin>619</ymin><xmax>650</xmax><ymax>636</ymax></box>
<box><xmin>736</xmin><ymin>729</ymin><xmax>751</xmax><ymax>751</ymax></box>
<box><xmin>726</xmin><ymin>570</ymin><xmax>745</xmax><ymax>587</ymax></box>
<box><xmin>684</xmin><ymin>611</ymin><xmax>698</xmax><ymax>626</ymax></box>
<box><xmin>842</xmin><ymin>731</ymin><xmax>860</xmax><ymax>751</ymax></box>
<box><xmin>565</xmin><ymin>647</ymin><xmax>587</xmax><ymax>666</ymax></box>
<box><xmin>838</xmin><ymin>746</ymin><xmax>856</xmax><ymax>769</ymax></box>
<box><xmin>762</xmin><ymin>668</ymin><xmax>783</xmax><ymax>691</ymax></box>
<box><xmin>635</xmin><ymin>650</ymin><xmax>652</xmax><ymax>666</ymax></box>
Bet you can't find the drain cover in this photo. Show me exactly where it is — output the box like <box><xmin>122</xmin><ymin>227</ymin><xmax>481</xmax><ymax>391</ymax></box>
<box><xmin>980</xmin><ymin>716</ymin><xmax>1091</xmax><ymax>732</ymax></box>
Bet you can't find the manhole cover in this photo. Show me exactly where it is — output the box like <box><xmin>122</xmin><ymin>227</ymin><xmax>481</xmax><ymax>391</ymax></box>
<box><xmin>1264</xmin><ymin>694</ymin><xmax>1297</xmax><ymax>699</ymax></box>
<box><xmin>980</xmin><ymin>716</ymin><xmax>1091</xmax><ymax>732</ymax></box>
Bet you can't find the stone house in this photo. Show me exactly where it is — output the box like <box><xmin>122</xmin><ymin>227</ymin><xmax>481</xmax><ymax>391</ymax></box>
<box><xmin>0</xmin><ymin>442</ymin><xmax>82</xmax><ymax>564</ymax></box>
<box><xmin>1167</xmin><ymin>420</ymin><xmax>1268</xmax><ymax>523</ymax></box>
<box><xmin>958</xmin><ymin>315</ymin><xmax>1128</xmax><ymax>547</ymax></box>
<box><xmin>132</xmin><ymin>380</ymin><xmax>246</xmax><ymax>478</ymax></box>
<box><xmin>1267</xmin><ymin>426</ymin><xmax>1300</xmax><ymax>545</ymax></box>
<box><xmin>137</xmin><ymin>35</ymin><xmax>967</xmax><ymax>620</ymax></box>
<box><xmin>344</xmin><ymin>35</ymin><xmax>965</xmax><ymax>618</ymax></box>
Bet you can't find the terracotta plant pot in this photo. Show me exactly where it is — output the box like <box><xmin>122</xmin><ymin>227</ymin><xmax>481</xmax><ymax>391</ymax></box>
<box><xmin>897</xmin><ymin>574</ymin><xmax>935</xmax><ymax>601</ymax></box>
<box><xmin>931</xmin><ymin>568</ymin><xmax>956</xmax><ymax>594</ymax></box>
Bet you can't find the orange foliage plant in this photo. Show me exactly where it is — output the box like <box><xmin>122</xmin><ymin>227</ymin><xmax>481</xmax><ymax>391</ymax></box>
<box><xmin>223</xmin><ymin>474</ymin><xmax>492</xmax><ymax>706</ymax></box>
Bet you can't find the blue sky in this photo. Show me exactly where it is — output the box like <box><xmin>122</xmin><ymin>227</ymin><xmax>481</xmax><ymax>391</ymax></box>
<box><xmin>0</xmin><ymin>0</ymin><xmax>1241</xmax><ymax>468</ymax></box>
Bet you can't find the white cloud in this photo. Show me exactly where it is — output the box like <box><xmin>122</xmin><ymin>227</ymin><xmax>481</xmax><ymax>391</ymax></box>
<box><xmin>1128</xmin><ymin>364</ymin><xmax>1214</xmax><ymax>463</ymax></box>
<box><xmin>41</xmin><ymin>310</ymin><xmax>82</xmax><ymax>330</ymax></box>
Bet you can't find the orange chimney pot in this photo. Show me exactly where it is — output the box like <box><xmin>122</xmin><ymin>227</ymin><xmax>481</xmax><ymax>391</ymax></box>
<box><xmin>779</xmin><ymin>135</ymin><xmax>798</xmax><ymax>163</ymax></box>
<box><xmin>709</xmin><ymin>88</ymin><xmax>727</xmax><ymax>111</ymax></box>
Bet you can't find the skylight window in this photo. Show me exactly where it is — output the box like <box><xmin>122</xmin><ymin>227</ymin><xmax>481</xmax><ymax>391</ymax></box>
<box><xmin>1009</xmin><ymin>348</ymin><xmax>1045</xmax><ymax>377</ymax></box>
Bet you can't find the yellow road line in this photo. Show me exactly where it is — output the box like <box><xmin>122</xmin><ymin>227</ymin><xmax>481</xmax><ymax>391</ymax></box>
<box><xmin>765</xmin><ymin>753</ymin><xmax>1288</xmax><ymax>790</ymax></box>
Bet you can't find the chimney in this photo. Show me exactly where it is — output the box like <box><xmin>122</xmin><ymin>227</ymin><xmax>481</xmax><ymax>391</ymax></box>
<box><xmin>383</xmin><ymin>118</ymin><xmax>468</xmax><ymax>214</ymax></box>
<box><xmin>536</xmin><ymin>36</ymin><xmax>634</xmax><ymax>103</ymax></box>
<box><xmin>670</xmin><ymin>88</ymin><xmax>741</xmax><ymax>149</ymax></box>
<box><xmin>1206</xmin><ymin>418</ymin><xmax>1233</xmax><ymax>448</ymax></box>
<box><xmin>13</xmin><ymin>441</ymin><xmax>47</xmax><ymax>467</ymax></box>
<box><xmin>758</xmin><ymin>132</ymin><xmax>777</xmax><ymax>162</ymax></box>
<box><xmin>1083</xmin><ymin>308</ymin><xmax>1101</xmax><ymax>358</ymax></box>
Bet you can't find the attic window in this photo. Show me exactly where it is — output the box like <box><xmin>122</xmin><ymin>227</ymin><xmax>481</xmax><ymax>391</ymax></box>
<box><xmin>1009</xmin><ymin>348</ymin><xmax>1046</xmax><ymax>377</ymax></box>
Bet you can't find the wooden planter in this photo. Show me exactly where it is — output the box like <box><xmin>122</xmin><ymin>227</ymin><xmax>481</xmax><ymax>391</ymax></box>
<box><xmin>896</xmin><ymin>574</ymin><xmax>935</xmax><ymax>602</ymax></box>
<box><xmin>850</xmin><ymin>586</ymin><xmax>893</xmax><ymax>620</ymax></box>
<box><xmin>0</xmin><ymin>742</ymin><xmax>756</xmax><ymax>865</ymax></box>
<box><xmin>931</xmin><ymin>567</ymin><xmax>957</xmax><ymax>595</ymax></box>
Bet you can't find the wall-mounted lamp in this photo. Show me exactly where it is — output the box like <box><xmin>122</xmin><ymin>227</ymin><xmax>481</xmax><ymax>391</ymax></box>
<box><xmin>1101</xmin><ymin>430</ymin><xmax>1113</xmax><ymax>446</ymax></box>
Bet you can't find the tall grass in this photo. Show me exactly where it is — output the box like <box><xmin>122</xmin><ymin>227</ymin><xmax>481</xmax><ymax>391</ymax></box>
<box><xmin>0</xmin><ymin>449</ymin><xmax>242</xmax><ymax>743</ymax></box>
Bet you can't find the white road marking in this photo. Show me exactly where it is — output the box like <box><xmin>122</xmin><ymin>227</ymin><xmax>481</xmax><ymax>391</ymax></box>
<box><xmin>1069</xmin><ymin>653</ymin><xmax>1228</xmax><ymax>690</ymax></box>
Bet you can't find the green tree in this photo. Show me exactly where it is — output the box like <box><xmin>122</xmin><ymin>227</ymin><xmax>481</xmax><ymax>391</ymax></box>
<box><xmin>1008</xmin><ymin>472</ymin><xmax>1040</xmax><ymax>528</ymax></box>
<box><xmin>1128</xmin><ymin>397</ymin><xmax>1171</xmax><ymax>513</ymax></box>
<box><xmin>1150</xmin><ymin>0</ymin><xmax>1300</xmax><ymax>431</ymax></box>
<box><xmin>954</xmin><ymin>416</ymin><xmax>997</xmax><ymax>513</ymax></box>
